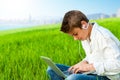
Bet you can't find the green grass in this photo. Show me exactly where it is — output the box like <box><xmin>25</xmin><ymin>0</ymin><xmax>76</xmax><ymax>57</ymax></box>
<box><xmin>0</xmin><ymin>18</ymin><xmax>120</xmax><ymax>80</ymax></box>
<box><xmin>0</xmin><ymin>24</ymin><xmax>60</xmax><ymax>36</ymax></box>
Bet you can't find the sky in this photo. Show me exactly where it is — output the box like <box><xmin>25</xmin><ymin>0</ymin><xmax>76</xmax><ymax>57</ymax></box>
<box><xmin>0</xmin><ymin>0</ymin><xmax>120</xmax><ymax>20</ymax></box>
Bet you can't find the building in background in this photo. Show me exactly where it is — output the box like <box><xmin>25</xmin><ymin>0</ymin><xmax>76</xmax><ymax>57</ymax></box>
<box><xmin>117</xmin><ymin>9</ymin><xmax>120</xmax><ymax>17</ymax></box>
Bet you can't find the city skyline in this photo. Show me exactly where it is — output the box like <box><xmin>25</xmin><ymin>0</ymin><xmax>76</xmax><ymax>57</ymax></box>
<box><xmin>0</xmin><ymin>0</ymin><xmax>120</xmax><ymax>20</ymax></box>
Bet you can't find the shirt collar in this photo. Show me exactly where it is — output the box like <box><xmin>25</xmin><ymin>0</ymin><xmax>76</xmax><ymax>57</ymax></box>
<box><xmin>90</xmin><ymin>22</ymin><xmax>98</xmax><ymax>41</ymax></box>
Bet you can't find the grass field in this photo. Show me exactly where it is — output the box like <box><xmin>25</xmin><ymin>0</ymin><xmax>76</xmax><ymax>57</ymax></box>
<box><xmin>0</xmin><ymin>18</ymin><xmax>120</xmax><ymax>80</ymax></box>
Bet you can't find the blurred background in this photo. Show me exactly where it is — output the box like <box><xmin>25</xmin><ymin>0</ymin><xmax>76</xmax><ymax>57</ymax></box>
<box><xmin>0</xmin><ymin>0</ymin><xmax>120</xmax><ymax>30</ymax></box>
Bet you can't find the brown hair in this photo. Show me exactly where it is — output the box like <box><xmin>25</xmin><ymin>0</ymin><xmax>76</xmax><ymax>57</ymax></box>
<box><xmin>60</xmin><ymin>10</ymin><xmax>89</xmax><ymax>33</ymax></box>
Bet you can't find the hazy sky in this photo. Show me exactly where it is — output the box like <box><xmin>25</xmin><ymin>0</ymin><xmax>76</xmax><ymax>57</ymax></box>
<box><xmin>0</xmin><ymin>0</ymin><xmax>120</xmax><ymax>20</ymax></box>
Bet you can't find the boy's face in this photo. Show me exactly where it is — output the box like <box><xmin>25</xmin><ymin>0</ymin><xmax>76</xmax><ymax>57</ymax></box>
<box><xmin>68</xmin><ymin>27</ymin><xmax>89</xmax><ymax>41</ymax></box>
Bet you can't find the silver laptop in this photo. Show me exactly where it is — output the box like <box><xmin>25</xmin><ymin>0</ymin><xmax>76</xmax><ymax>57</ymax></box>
<box><xmin>40</xmin><ymin>56</ymin><xmax>95</xmax><ymax>78</ymax></box>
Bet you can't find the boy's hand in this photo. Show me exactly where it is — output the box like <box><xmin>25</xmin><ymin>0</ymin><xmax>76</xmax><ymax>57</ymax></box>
<box><xmin>68</xmin><ymin>61</ymin><xmax>95</xmax><ymax>74</ymax></box>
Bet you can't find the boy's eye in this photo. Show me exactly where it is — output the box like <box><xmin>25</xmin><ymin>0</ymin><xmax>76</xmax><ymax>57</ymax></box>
<box><xmin>73</xmin><ymin>33</ymin><xmax>78</xmax><ymax>36</ymax></box>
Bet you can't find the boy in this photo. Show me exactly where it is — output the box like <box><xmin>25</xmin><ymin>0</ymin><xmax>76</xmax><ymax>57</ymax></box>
<box><xmin>47</xmin><ymin>10</ymin><xmax>120</xmax><ymax>80</ymax></box>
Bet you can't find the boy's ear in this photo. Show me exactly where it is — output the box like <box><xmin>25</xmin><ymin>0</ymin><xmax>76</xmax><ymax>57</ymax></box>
<box><xmin>81</xmin><ymin>21</ymin><xmax>88</xmax><ymax>29</ymax></box>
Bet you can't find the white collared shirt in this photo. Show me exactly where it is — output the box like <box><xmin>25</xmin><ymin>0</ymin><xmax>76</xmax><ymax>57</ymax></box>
<box><xmin>82</xmin><ymin>22</ymin><xmax>120</xmax><ymax>80</ymax></box>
